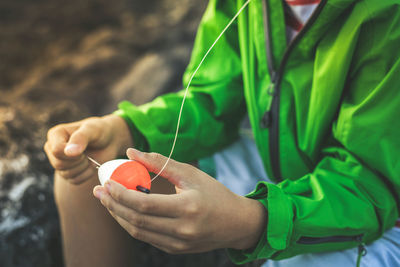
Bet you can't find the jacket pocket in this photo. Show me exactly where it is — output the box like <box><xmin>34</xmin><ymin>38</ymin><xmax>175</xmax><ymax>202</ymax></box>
<box><xmin>271</xmin><ymin>233</ymin><xmax>367</xmax><ymax>263</ymax></box>
<box><xmin>297</xmin><ymin>234</ymin><xmax>366</xmax><ymax>267</ymax></box>
<box><xmin>297</xmin><ymin>234</ymin><xmax>363</xmax><ymax>245</ymax></box>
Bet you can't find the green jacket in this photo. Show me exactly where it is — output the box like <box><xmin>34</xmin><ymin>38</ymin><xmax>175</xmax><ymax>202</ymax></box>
<box><xmin>116</xmin><ymin>0</ymin><xmax>400</xmax><ymax>263</ymax></box>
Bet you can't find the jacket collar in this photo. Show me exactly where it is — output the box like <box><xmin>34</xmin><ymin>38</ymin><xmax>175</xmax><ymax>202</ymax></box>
<box><xmin>294</xmin><ymin>0</ymin><xmax>358</xmax><ymax>56</ymax></box>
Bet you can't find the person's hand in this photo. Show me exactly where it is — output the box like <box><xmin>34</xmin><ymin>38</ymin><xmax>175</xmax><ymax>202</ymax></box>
<box><xmin>44</xmin><ymin>114</ymin><xmax>133</xmax><ymax>184</ymax></box>
<box><xmin>93</xmin><ymin>148</ymin><xmax>267</xmax><ymax>254</ymax></box>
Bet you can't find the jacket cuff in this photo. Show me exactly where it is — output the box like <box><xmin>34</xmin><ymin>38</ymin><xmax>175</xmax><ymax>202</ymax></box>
<box><xmin>114</xmin><ymin>101</ymin><xmax>150</xmax><ymax>153</ymax></box>
<box><xmin>227</xmin><ymin>182</ymin><xmax>293</xmax><ymax>264</ymax></box>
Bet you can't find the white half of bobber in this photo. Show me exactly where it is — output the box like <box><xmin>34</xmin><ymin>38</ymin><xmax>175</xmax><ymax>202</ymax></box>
<box><xmin>98</xmin><ymin>159</ymin><xmax>131</xmax><ymax>186</ymax></box>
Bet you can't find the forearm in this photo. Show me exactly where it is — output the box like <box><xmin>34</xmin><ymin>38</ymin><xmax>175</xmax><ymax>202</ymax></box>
<box><xmin>115</xmin><ymin>88</ymin><xmax>246</xmax><ymax>162</ymax></box>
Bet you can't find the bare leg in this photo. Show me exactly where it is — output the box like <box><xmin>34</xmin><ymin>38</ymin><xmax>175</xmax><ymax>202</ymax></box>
<box><xmin>54</xmin><ymin>172</ymin><xmax>174</xmax><ymax>267</ymax></box>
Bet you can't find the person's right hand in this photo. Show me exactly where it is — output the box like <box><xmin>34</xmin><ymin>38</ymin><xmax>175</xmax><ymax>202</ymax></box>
<box><xmin>44</xmin><ymin>114</ymin><xmax>133</xmax><ymax>184</ymax></box>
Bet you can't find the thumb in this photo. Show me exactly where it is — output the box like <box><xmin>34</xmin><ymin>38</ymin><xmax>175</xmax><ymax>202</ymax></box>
<box><xmin>64</xmin><ymin>124</ymin><xmax>98</xmax><ymax>157</ymax></box>
<box><xmin>127</xmin><ymin>148</ymin><xmax>191</xmax><ymax>189</ymax></box>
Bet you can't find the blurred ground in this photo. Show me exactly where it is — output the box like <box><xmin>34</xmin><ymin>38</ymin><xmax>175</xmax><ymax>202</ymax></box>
<box><xmin>0</xmin><ymin>0</ymin><xmax>240</xmax><ymax>266</ymax></box>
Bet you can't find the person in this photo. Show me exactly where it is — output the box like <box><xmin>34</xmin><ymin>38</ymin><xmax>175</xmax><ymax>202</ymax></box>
<box><xmin>44</xmin><ymin>0</ymin><xmax>400</xmax><ymax>266</ymax></box>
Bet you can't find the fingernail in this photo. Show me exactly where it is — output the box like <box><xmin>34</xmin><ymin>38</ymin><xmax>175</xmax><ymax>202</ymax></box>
<box><xmin>105</xmin><ymin>181</ymin><xmax>112</xmax><ymax>191</ymax></box>
<box><xmin>65</xmin><ymin>144</ymin><xmax>80</xmax><ymax>155</ymax></box>
<box><xmin>127</xmin><ymin>148</ymin><xmax>142</xmax><ymax>157</ymax></box>
<box><xmin>94</xmin><ymin>188</ymin><xmax>103</xmax><ymax>199</ymax></box>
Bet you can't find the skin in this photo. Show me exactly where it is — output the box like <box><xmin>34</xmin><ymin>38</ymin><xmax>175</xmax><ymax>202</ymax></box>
<box><xmin>94</xmin><ymin>148</ymin><xmax>267</xmax><ymax>253</ymax></box>
<box><xmin>44</xmin><ymin>114</ymin><xmax>133</xmax><ymax>182</ymax></box>
<box><xmin>45</xmin><ymin>114</ymin><xmax>266</xmax><ymax>265</ymax></box>
<box><xmin>46</xmin><ymin>114</ymin><xmax>137</xmax><ymax>267</ymax></box>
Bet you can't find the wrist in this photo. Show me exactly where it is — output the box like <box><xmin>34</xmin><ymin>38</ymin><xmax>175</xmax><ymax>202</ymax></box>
<box><xmin>230</xmin><ymin>197</ymin><xmax>267</xmax><ymax>250</ymax></box>
<box><xmin>103</xmin><ymin>114</ymin><xmax>134</xmax><ymax>156</ymax></box>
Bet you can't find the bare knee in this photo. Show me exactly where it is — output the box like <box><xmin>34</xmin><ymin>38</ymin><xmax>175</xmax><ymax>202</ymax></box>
<box><xmin>54</xmin><ymin>172</ymin><xmax>136</xmax><ymax>267</ymax></box>
<box><xmin>53</xmin><ymin>172</ymin><xmax>100</xmax><ymax>214</ymax></box>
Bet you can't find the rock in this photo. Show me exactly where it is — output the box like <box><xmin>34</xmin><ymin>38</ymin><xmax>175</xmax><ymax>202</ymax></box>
<box><xmin>0</xmin><ymin>107</ymin><xmax>64</xmax><ymax>267</ymax></box>
<box><xmin>105</xmin><ymin>44</ymin><xmax>192</xmax><ymax>112</ymax></box>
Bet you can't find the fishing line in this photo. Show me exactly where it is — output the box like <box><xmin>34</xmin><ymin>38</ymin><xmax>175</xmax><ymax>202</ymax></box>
<box><xmin>87</xmin><ymin>155</ymin><xmax>101</xmax><ymax>169</ymax></box>
<box><xmin>85</xmin><ymin>0</ymin><xmax>252</xmax><ymax>187</ymax></box>
<box><xmin>150</xmin><ymin>0</ymin><xmax>252</xmax><ymax>182</ymax></box>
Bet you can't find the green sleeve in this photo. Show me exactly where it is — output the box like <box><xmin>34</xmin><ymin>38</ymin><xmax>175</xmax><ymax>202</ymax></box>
<box><xmin>228</xmin><ymin>7</ymin><xmax>400</xmax><ymax>263</ymax></box>
<box><xmin>116</xmin><ymin>0</ymin><xmax>246</xmax><ymax>162</ymax></box>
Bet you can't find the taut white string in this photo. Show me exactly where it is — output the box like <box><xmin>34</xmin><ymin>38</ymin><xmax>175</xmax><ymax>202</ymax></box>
<box><xmin>87</xmin><ymin>155</ymin><xmax>101</xmax><ymax>169</ymax></box>
<box><xmin>151</xmin><ymin>0</ymin><xmax>252</xmax><ymax>182</ymax></box>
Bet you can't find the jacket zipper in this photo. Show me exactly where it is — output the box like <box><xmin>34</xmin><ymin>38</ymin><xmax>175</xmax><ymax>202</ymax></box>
<box><xmin>297</xmin><ymin>234</ymin><xmax>367</xmax><ymax>267</ymax></box>
<box><xmin>260</xmin><ymin>0</ymin><xmax>327</xmax><ymax>181</ymax></box>
<box><xmin>297</xmin><ymin>234</ymin><xmax>363</xmax><ymax>245</ymax></box>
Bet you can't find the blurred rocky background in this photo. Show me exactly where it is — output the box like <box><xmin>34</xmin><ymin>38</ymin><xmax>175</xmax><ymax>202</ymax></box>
<box><xmin>0</xmin><ymin>0</ymin><xmax>236</xmax><ymax>266</ymax></box>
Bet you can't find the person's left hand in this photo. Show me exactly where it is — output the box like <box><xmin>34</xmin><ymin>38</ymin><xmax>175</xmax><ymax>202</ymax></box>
<box><xmin>93</xmin><ymin>148</ymin><xmax>266</xmax><ymax>254</ymax></box>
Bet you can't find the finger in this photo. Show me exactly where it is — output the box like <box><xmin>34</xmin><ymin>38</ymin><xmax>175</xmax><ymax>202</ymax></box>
<box><xmin>45</xmin><ymin>142</ymin><xmax>86</xmax><ymax>170</ymax></box>
<box><xmin>104</xmin><ymin>179</ymin><xmax>184</xmax><ymax>217</ymax></box>
<box><xmin>66</xmin><ymin>166</ymin><xmax>97</xmax><ymax>185</ymax></box>
<box><xmin>65</xmin><ymin>121</ymin><xmax>102</xmax><ymax>157</ymax></box>
<box><xmin>95</xmin><ymin>187</ymin><xmax>183</xmax><ymax>236</ymax></box>
<box><xmin>58</xmin><ymin>157</ymin><xmax>91</xmax><ymax>179</ymax></box>
<box><xmin>126</xmin><ymin>148</ymin><xmax>193</xmax><ymax>188</ymax></box>
<box><xmin>46</xmin><ymin>125</ymin><xmax>77</xmax><ymax>160</ymax></box>
<box><xmin>108</xmin><ymin>213</ymin><xmax>191</xmax><ymax>254</ymax></box>
<box><xmin>95</xmin><ymin>186</ymin><xmax>203</xmax><ymax>241</ymax></box>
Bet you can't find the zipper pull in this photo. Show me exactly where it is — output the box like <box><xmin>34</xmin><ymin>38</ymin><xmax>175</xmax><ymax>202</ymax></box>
<box><xmin>260</xmin><ymin>72</ymin><xmax>277</xmax><ymax>129</ymax></box>
<box><xmin>356</xmin><ymin>235</ymin><xmax>367</xmax><ymax>267</ymax></box>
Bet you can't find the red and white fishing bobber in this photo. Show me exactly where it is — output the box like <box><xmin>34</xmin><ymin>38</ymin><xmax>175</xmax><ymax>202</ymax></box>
<box><xmin>98</xmin><ymin>159</ymin><xmax>151</xmax><ymax>193</ymax></box>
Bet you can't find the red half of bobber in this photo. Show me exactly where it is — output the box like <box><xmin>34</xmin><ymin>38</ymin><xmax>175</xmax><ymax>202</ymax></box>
<box><xmin>110</xmin><ymin>161</ymin><xmax>151</xmax><ymax>191</ymax></box>
<box><xmin>98</xmin><ymin>159</ymin><xmax>151</xmax><ymax>192</ymax></box>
